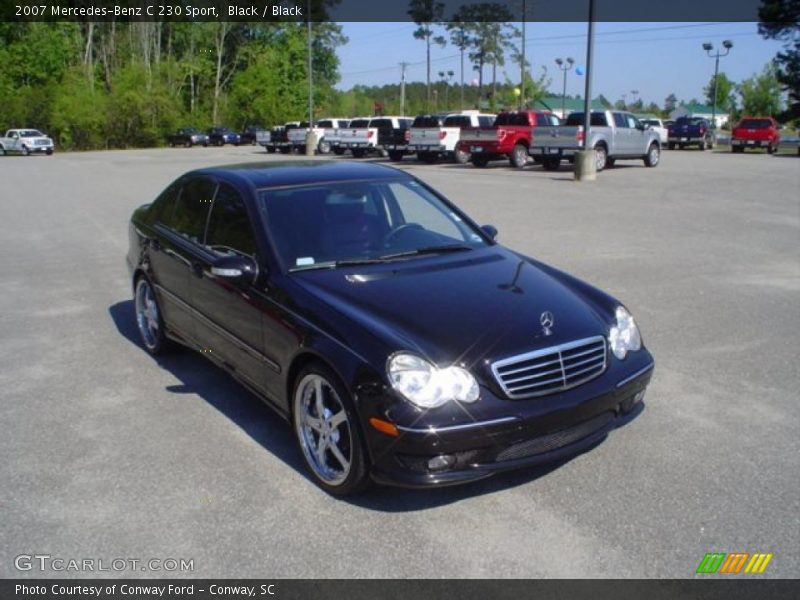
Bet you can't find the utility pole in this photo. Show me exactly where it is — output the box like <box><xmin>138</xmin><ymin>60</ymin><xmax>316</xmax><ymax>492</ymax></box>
<box><xmin>703</xmin><ymin>40</ymin><xmax>733</xmax><ymax>129</ymax></box>
<box><xmin>555</xmin><ymin>57</ymin><xmax>574</xmax><ymax>119</ymax></box>
<box><xmin>400</xmin><ymin>62</ymin><xmax>409</xmax><ymax>116</ymax></box>
<box><xmin>520</xmin><ymin>0</ymin><xmax>526</xmax><ymax>110</ymax></box>
<box><xmin>305</xmin><ymin>0</ymin><xmax>315</xmax><ymax>156</ymax></box>
<box><xmin>575</xmin><ymin>0</ymin><xmax>596</xmax><ymax>181</ymax></box>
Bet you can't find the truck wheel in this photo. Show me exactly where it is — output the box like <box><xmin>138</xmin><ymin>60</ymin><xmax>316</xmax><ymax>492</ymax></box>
<box><xmin>509</xmin><ymin>144</ymin><xmax>528</xmax><ymax>169</ymax></box>
<box><xmin>318</xmin><ymin>139</ymin><xmax>331</xmax><ymax>154</ymax></box>
<box><xmin>21</xmin><ymin>145</ymin><xmax>30</xmax><ymax>156</ymax></box>
<box><xmin>471</xmin><ymin>156</ymin><xmax>489</xmax><ymax>168</ymax></box>
<box><xmin>698</xmin><ymin>141</ymin><xmax>706</xmax><ymax>151</ymax></box>
<box><xmin>644</xmin><ymin>143</ymin><xmax>660</xmax><ymax>167</ymax></box>
<box><xmin>594</xmin><ymin>144</ymin><xmax>607</xmax><ymax>171</ymax></box>
<box><xmin>541</xmin><ymin>157</ymin><xmax>560</xmax><ymax>171</ymax></box>
<box><xmin>0</xmin><ymin>145</ymin><xmax>6</xmax><ymax>156</ymax></box>
<box><xmin>767</xmin><ymin>144</ymin><xmax>776</xmax><ymax>155</ymax></box>
<box><xmin>454</xmin><ymin>146</ymin><xmax>470</xmax><ymax>164</ymax></box>
<box><xmin>388</xmin><ymin>150</ymin><xmax>404</xmax><ymax>162</ymax></box>
<box><xmin>351</xmin><ymin>148</ymin><xmax>365</xmax><ymax>158</ymax></box>
<box><xmin>46</xmin><ymin>148</ymin><xmax>53</xmax><ymax>156</ymax></box>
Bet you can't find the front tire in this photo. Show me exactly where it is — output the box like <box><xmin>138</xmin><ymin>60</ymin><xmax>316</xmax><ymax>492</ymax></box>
<box><xmin>509</xmin><ymin>143</ymin><xmax>528</xmax><ymax>169</ymax></box>
<box><xmin>21</xmin><ymin>145</ymin><xmax>30</xmax><ymax>156</ymax></box>
<box><xmin>318</xmin><ymin>139</ymin><xmax>331</xmax><ymax>155</ymax></box>
<box><xmin>134</xmin><ymin>277</ymin><xmax>170</xmax><ymax>355</ymax></box>
<box><xmin>292</xmin><ymin>364</ymin><xmax>370</xmax><ymax>496</ymax></box>
<box><xmin>644</xmin><ymin>143</ymin><xmax>660</xmax><ymax>167</ymax></box>
<box><xmin>46</xmin><ymin>148</ymin><xmax>53</xmax><ymax>155</ymax></box>
<box><xmin>454</xmin><ymin>145</ymin><xmax>470</xmax><ymax>164</ymax></box>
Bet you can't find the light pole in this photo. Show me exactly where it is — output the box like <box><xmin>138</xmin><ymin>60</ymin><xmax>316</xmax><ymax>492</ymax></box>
<box><xmin>438</xmin><ymin>70</ymin><xmax>454</xmax><ymax>111</ymax></box>
<box><xmin>702</xmin><ymin>40</ymin><xmax>733</xmax><ymax>129</ymax></box>
<box><xmin>555</xmin><ymin>57</ymin><xmax>574</xmax><ymax>119</ymax></box>
<box><xmin>630</xmin><ymin>89</ymin><xmax>639</xmax><ymax>109</ymax></box>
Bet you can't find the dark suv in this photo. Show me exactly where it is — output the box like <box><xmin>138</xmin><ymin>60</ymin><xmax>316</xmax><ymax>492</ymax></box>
<box><xmin>208</xmin><ymin>127</ymin><xmax>241</xmax><ymax>146</ymax></box>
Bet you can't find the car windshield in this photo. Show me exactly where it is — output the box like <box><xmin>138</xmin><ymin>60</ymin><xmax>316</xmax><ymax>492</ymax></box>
<box><xmin>259</xmin><ymin>179</ymin><xmax>488</xmax><ymax>271</ymax></box>
<box><xmin>738</xmin><ymin>119</ymin><xmax>772</xmax><ymax>129</ymax></box>
<box><xmin>20</xmin><ymin>130</ymin><xmax>44</xmax><ymax>137</ymax></box>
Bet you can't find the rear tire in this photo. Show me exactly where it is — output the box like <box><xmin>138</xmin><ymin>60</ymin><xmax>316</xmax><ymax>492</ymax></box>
<box><xmin>454</xmin><ymin>146</ymin><xmax>470</xmax><ymax>164</ymax></box>
<box><xmin>292</xmin><ymin>363</ymin><xmax>371</xmax><ymax>496</ymax></box>
<box><xmin>46</xmin><ymin>148</ymin><xmax>53</xmax><ymax>155</ymax></box>
<box><xmin>351</xmin><ymin>148</ymin><xmax>365</xmax><ymax>158</ymax></box>
<box><xmin>134</xmin><ymin>276</ymin><xmax>171</xmax><ymax>356</ymax></box>
<box><xmin>767</xmin><ymin>144</ymin><xmax>776</xmax><ymax>155</ymax></box>
<box><xmin>318</xmin><ymin>139</ymin><xmax>331</xmax><ymax>154</ymax></box>
<box><xmin>509</xmin><ymin>143</ymin><xmax>528</xmax><ymax>169</ymax></box>
<box><xmin>644</xmin><ymin>143</ymin><xmax>660</xmax><ymax>167</ymax></box>
<box><xmin>594</xmin><ymin>144</ymin><xmax>607</xmax><ymax>171</ymax></box>
<box><xmin>471</xmin><ymin>155</ymin><xmax>489</xmax><ymax>168</ymax></box>
<box><xmin>388</xmin><ymin>150</ymin><xmax>404</xmax><ymax>162</ymax></box>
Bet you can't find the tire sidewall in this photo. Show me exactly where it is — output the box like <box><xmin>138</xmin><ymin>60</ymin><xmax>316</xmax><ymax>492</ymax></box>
<box><xmin>291</xmin><ymin>363</ymin><xmax>370</xmax><ymax>496</ymax></box>
<box><xmin>134</xmin><ymin>275</ymin><xmax>168</xmax><ymax>355</ymax></box>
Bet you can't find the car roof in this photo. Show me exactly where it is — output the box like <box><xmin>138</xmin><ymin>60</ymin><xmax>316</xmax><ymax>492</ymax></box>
<box><xmin>189</xmin><ymin>160</ymin><xmax>413</xmax><ymax>189</ymax></box>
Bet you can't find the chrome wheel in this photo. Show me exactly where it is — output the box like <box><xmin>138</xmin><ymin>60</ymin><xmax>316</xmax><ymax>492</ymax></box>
<box><xmin>595</xmin><ymin>146</ymin><xmax>607</xmax><ymax>170</ymax></box>
<box><xmin>294</xmin><ymin>374</ymin><xmax>353</xmax><ymax>486</ymax></box>
<box><xmin>135</xmin><ymin>278</ymin><xmax>160</xmax><ymax>351</ymax></box>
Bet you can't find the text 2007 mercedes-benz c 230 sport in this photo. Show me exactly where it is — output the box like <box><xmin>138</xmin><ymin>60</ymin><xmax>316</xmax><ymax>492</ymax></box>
<box><xmin>127</xmin><ymin>161</ymin><xmax>654</xmax><ymax>495</ymax></box>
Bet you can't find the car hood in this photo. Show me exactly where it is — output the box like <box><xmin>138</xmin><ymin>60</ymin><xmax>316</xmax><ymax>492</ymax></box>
<box><xmin>293</xmin><ymin>247</ymin><xmax>612</xmax><ymax>373</ymax></box>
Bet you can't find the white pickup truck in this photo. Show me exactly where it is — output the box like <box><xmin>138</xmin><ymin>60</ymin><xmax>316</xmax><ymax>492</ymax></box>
<box><xmin>0</xmin><ymin>129</ymin><xmax>55</xmax><ymax>156</ymax></box>
<box><xmin>335</xmin><ymin>118</ymin><xmax>377</xmax><ymax>156</ymax></box>
<box><xmin>287</xmin><ymin>119</ymin><xmax>350</xmax><ymax>154</ymax></box>
<box><xmin>529</xmin><ymin>110</ymin><xmax>661</xmax><ymax>171</ymax></box>
<box><xmin>409</xmin><ymin>111</ymin><xmax>496</xmax><ymax>163</ymax></box>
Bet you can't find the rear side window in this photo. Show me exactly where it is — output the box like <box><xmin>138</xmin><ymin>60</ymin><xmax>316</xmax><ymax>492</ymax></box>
<box><xmin>478</xmin><ymin>116</ymin><xmax>495</xmax><ymax>127</ymax></box>
<box><xmin>536</xmin><ymin>113</ymin><xmax>559</xmax><ymax>127</ymax></box>
<box><xmin>148</xmin><ymin>181</ymin><xmax>182</xmax><ymax>226</ymax></box>
<box><xmin>350</xmin><ymin>119</ymin><xmax>370</xmax><ymax>128</ymax></box>
<box><xmin>205</xmin><ymin>183</ymin><xmax>257</xmax><ymax>256</ymax></box>
<box><xmin>495</xmin><ymin>113</ymin><xmax>530</xmax><ymax>126</ymax></box>
<box><xmin>566</xmin><ymin>113</ymin><xmax>608</xmax><ymax>127</ymax></box>
<box><xmin>317</xmin><ymin>120</ymin><xmax>333</xmax><ymax>128</ymax></box>
<box><xmin>171</xmin><ymin>178</ymin><xmax>216</xmax><ymax>243</ymax></box>
<box><xmin>613</xmin><ymin>113</ymin><xmax>628</xmax><ymax>128</ymax></box>
<box><xmin>369</xmin><ymin>119</ymin><xmax>393</xmax><ymax>129</ymax></box>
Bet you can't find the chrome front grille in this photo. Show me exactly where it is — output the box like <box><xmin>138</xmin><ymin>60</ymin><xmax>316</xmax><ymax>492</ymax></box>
<box><xmin>491</xmin><ymin>336</ymin><xmax>607</xmax><ymax>399</ymax></box>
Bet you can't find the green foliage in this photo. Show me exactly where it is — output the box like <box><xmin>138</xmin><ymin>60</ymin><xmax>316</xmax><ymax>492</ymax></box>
<box><xmin>758</xmin><ymin>0</ymin><xmax>800</xmax><ymax>119</ymax></box>
<box><xmin>703</xmin><ymin>72</ymin><xmax>736</xmax><ymax>112</ymax></box>
<box><xmin>0</xmin><ymin>22</ymin><xmax>344</xmax><ymax>150</ymax></box>
<box><xmin>738</xmin><ymin>63</ymin><xmax>783</xmax><ymax>116</ymax></box>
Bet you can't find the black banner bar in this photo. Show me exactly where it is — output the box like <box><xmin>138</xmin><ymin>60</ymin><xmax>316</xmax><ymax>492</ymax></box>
<box><xmin>3</xmin><ymin>0</ymin><xmax>773</xmax><ymax>23</ymax></box>
<box><xmin>2</xmin><ymin>580</ymin><xmax>800</xmax><ymax>600</ymax></box>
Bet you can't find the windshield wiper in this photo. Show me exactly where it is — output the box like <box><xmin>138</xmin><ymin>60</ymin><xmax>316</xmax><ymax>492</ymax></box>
<box><xmin>379</xmin><ymin>244</ymin><xmax>473</xmax><ymax>260</ymax></box>
<box><xmin>289</xmin><ymin>258</ymin><xmax>389</xmax><ymax>272</ymax></box>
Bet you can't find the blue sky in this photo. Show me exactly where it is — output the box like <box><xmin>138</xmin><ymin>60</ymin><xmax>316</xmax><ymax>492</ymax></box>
<box><xmin>335</xmin><ymin>22</ymin><xmax>786</xmax><ymax>106</ymax></box>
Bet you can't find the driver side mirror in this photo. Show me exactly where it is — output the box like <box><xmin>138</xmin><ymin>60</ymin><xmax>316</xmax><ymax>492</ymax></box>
<box><xmin>481</xmin><ymin>224</ymin><xmax>498</xmax><ymax>241</ymax></box>
<box><xmin>210</xmin><ymin>254</ymin><xmax>258</xmax><ymax>283</ymax></box>
<box><xmin>636</xmin><ymin>122</ymin><xmax>646</xmax><ymax>131</ymax></box>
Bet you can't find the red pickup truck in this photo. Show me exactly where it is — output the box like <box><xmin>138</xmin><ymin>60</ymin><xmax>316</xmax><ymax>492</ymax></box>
<box><xmin>731</xmin><ymin>117</ymin><xmax>780</xmax><ymax>154</ymax></box>
<box><xmin>460</xmin><ymin>110</ymin><xmax>560</xmax><ymax>168</ymax></box>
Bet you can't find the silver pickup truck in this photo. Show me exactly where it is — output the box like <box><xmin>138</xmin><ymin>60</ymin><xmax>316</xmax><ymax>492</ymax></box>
<box><xmin>0</xmin><ymin>129</ymin><xmax>55</xmax><ymax>156</ymax></box>
<box><xmin>529</xmin><ymin>110</ymin><xmax>661</xmax><ymax>171</ymax></box>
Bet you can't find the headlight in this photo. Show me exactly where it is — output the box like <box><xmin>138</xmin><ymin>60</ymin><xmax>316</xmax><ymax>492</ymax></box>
<box><xmin>387</xmin><ymin>353</ymin><xmax>479</xmax><ymax>408</ymax></box>
<box><xmin>608</xmin><ymin>306</ymin><xmax>642</xmax><ymax>360</ymax></box>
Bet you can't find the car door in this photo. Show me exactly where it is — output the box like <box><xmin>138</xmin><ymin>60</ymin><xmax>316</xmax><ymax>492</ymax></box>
<box><xmin>626</xmin><ymin>113</ymin><xmax>649</xmax><ymax>154</ymax></box>
<box><xmin>612</xmin><ymin>112</ymin><xmax>633</xmax><ymax>155</ymax></box>
<box><xmin>191</xmin><ymin>181</ymin><xmax>273</xmax><ymax>394</ymax></box>
<box><xmin>148</xmin><ymin>177</ymin><xmax>215</xmax><ymax>345</ymax></box>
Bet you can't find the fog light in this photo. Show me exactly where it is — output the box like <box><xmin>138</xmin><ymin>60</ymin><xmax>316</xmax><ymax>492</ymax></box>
<box><xmin>634</xmin><ymin>390</ymin><xmax>646</xmax><ymax>404</ymax></box>
<box><xmin>427</xmin><ymin>455</ymin><xmax>456</xmax><ymax>472</ymax></box>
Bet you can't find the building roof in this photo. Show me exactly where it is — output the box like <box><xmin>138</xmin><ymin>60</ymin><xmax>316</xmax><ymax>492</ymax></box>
<box><xmin>532</xmin><ymin>96</ymin><xmax>606</xmax><ymax>112</ymax></box>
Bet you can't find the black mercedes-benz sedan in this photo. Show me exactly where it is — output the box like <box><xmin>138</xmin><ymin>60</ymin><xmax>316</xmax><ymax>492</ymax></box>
<box><xmin>127</xmin><ymin>161</ymin><xmax>654</xmax><ymax>495</ymax></box>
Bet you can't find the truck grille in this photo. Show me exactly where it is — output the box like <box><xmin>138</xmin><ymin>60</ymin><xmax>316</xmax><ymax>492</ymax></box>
<box><xmin>491</xmin><ymin>336</ymin><xmax>607</xmax><ymax>399</ymax></box>
<box><xmin>35</xmin><ymin>139</ymin><xmax>50</xmax><ymax>146</ymax></box>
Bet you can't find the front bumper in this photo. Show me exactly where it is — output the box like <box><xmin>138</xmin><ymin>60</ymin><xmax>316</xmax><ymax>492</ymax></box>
<box><xmin>368</xmin><ymin>358</ymin><xmax>654</xmax><ymax>488</ymax></box>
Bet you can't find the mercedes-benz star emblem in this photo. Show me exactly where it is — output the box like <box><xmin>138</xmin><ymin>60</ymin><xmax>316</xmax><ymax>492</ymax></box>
<box><xmin>540</xmin><ymin>311</ymin><xmax>555</xmax><ymax>336</ymax></box>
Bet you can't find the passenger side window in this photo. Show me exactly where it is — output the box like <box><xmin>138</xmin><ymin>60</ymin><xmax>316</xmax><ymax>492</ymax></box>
<box><xmin>171</xmin><ymin>178</ymin><xmax>216</xmax><ymax>243</ymax></box>
<box><xmin>205</xmin><ymin>183</ymin><xmax>257</xmax><ymax>256</ymax></box>
<box><xmin>613</xmin><ymin>113</ymin><xmax>629</xmax><ymax>128</ymax></box>
<box><xmin>626</xmin><ymin>114</ymin><xmax>640</xmax><ymax>129</ymax></box>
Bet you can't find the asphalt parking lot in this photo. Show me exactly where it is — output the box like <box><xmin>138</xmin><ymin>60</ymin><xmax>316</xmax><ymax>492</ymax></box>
<box><xmin>1</xmin><ymin>146</ymin><xmax>798</xmax><ymax>578</ymax></box>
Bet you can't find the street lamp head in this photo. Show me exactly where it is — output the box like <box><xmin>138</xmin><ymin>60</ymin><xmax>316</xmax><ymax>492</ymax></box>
<box><xmin>702</xmin><ymin>42</ymin><xmax>713</xmax><ymax>52</ymax></box>
<box><xmin>722</xmin><ymin>40</ymin><xmax>733</xmax><ymax>49</ymax></box>
<box><xmin>567</xmin><ymin>57</ymin><xmax>575</xmax><ymax>66</ymax></box>
<box><xmin>555</xmin><ymin>58</ymin><xmax>563</xmax><ymax>66</ymax></box>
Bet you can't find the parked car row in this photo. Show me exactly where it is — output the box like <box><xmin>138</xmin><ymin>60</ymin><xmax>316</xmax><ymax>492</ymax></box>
<box><xmin>167</xmin><ymin>126</ymin><xmax>268</xmax><ymax>148</ymax></box>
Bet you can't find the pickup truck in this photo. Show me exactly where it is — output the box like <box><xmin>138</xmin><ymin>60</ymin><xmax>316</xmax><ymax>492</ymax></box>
<box><xmin>461</xmin><ymin>110</ymin><xmax>559</xmax><ymax>168</ymax></box>
<box><xmin>528</xmin><ymin>110</ymin><xmax>662</xmax><ymax>171</ymax></box>
<box><xmin>409</xmin><ymin>111</ymin><xmax>496</xmax><ymax>164</ymax></box>
<box><xmin>338</xmin><ymin>117</ymin><xmax>413</xmax><ymax>158</ymax></box>
<box><xmin>256</xmin><ymin>128</ymin><xmax>273</xmax><ymax>152</ymax></box>
<box><xmin>0</xmin><ymin>129</ymin><xmax>55</xmax><ymax>155</ymax></box>
<box><xmin>287</xmin><ymin>119</ymin><xmax>350</xmax><ymax>154</ymax></box>
<box><xmin>667</xmin><ymin>117</ymin><xmax>713</xmax><ymax>150</ymax></box>
<box><xmin>240</xmin><ymin>126</ymin><xmax>266</xmax><ymax>145</ymax></box>
<box><xmin>639</xmin><ymin>117</ymin><xmax>668</xmax><ymax>145</ymax></box>
<box><xmin>207</xmin><ymin>127</ymin><xmax>241</xmax><ymax>146</ymax></box>
<box><xmin>167</xmin><ymin>127</ymin><xmax>209</xmax><ymax>147</ymax></box>
<box><xmin>271</xmin><ymin>122</ymin><xmax>300</xmax><ymax>153</ymax></box>
<box><xmin>730</xmin><ymin>117</ymin><xmax>780</xmax><ymax>154</ymax></box>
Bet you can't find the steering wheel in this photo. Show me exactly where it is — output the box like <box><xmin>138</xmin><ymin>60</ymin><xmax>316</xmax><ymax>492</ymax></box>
<box><xmin>382</xmin><ymin>223</ymin><xmax>424</xmax><ymax>248</ymax></box>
